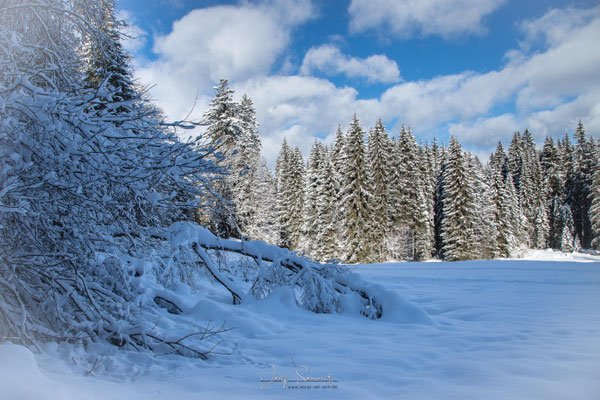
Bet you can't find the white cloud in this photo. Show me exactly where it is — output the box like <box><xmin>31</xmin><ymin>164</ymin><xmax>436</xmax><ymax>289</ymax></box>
<box><xmin>348</xmin><ymin>0</ymin><xmax>506</xmax><ymax>39</ymax></box>
<box><xmin>135</xmin><ymin>0</ymin><xmax>315</xmax><ymax>122</ymax></box>
<box><xmin>300</xmin><ymin>44</ymin><xmax>401</xmax><ymax>83</ymax></box>
<box><xmin>517</xmin><ymin>6</ymin><xmax>600</xmax><ymax>52</ymax></box>
<box><xmin>449</xmin><ymin>114</ymin><xmax>519</xmax><ymax>147</ymax></box>
<box><xmin>442</xmin><ymin>5</ymin><xmax>600</xmax><ymax>152</ymax></box>
<box><xmin>133</xmin><ymin>2</ymin><xmax>600</xmax><ymax>167</ymax></box>
<box><xmin>117</xmin><ymin>10</ymin><xmax>147</xmax><ymax>55</ymax></box>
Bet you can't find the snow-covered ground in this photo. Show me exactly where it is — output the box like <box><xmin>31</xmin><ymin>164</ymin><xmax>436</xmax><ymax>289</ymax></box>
<box><xmin>2</xmin><ymin>250</ymin><xmax>600</xmax><ymax>400</ymax></box>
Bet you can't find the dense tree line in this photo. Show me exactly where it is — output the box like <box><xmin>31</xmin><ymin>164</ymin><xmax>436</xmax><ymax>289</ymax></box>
<box><xmin>269</xmin><ymin>118</ymin><xmax>600</xmax><ymax>263</ymax></box>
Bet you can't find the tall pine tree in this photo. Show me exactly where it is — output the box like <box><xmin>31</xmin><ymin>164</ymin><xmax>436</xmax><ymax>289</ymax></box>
<box><xmin>366</xmin><ymin>119</ymin><xmax>391</xmax><ymax>261</ymax></box>
<box><xmin>341</xmin><ymin>115</ymin><xmax>372</xmax><ymax>263</ymax></box>
<box><xmin>440</xmin><ymin>137</ymin><xmax>478</xmax><ymax>261</ymax></box>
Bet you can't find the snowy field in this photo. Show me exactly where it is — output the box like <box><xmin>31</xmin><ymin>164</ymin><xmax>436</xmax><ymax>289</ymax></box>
<box><xmin>2</xmin><ymin>250</ymin><xmax>600</xmax><ymax>400</ymax></box>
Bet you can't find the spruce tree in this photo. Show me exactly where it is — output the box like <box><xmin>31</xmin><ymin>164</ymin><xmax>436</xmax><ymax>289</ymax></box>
<box><xmin>331</xmin><ymin>124</ymin><xmax>346</xmax><ymax>182</ymax></box>
<box><xmin>275</xmin><ymin>139</ymin><xmax>293</xmax><ymax>248</ymax></box>
<box><xmin>301</xmin><ymin>140</ymin><xmax>325</xmax><ymax>256</ymax></box>
<box><xmin>505</xmin><ymin>173</ymin><xmax>529</xmax><ymax>250</ymax></box>
<box><xmin>330</xmin><ymin>125</ymin><xmax>346</xmax><ymax>238</ymax></box>
<box><xmin>522</xmin><ymin>130</ymin><xmax>548</xmax><ymax>248</ymax></box>
<box><xmin>508</xmin><ymin>132</ymin><xmax>524</xmax><ymax>193</ymax></box>
<box><xmin>366</xmin><ymin>119</ymin><xmax>391</xmax><ymax>261</ymax></box>
<box><xmin>507</xmin><ymin>130</ymin><xmax>548</xmax><ymax>248</ymax></box>
<box><xmin>440</xmin><ymin>137</ymin><xmax>478</xmax><ymax>261</ymax></box>
<box><xmin>79</xmin><ymin>0</ymin><xmax>136</xmax><ymax>109</ymax></box>
<box><xmin>386</xmin><ymin>136</ymin><xmax>403</xmax><ymax>258</ymax></box>
<box><xmin>341</xmin><ymin>115</ymin><xmax>372</xmax><ymax>263</ymax></box>
<box><xmin>414</xmin><ymin>144</ymin><xmax>435</xmax><ymax>260</ymax></box>
<box><xmin>490</xmin><ymin>141</ymin><xmax>509</xmax><ymax>182</ymax></box>
<box><xmin>433</xmin><ymin>144</ymin><xmax>448</xmax><ymax>257</ymax></box>
<box><xmin>390</xmin><ymin>126</ymin><xmax>421</xmax><ymax>259</ymax></box>
<box><xmin>315</xmin><ymin>149</ymin><xmax>340</xmax><ymax>261</ymax></box>
<box><xmin>541</xmin><ymin>137</ymin><xmax>563</xmax><ymax>201</ymax></box>
<box><xmin>275</xmin><ymin>144</ymin><xmax>305</xmax><ymax>251</ymax></box>
<box><xmin>541</xmin><ymin>137</ymin><xmax>565</xmax><ymax>249</ymax></box>
<box><xmin>199</xmin><ymin>79</ymin><xmax>243</xmax><ymax>238</ymax></box>
<box><xmin>471</xmin><ymin>155</ymin><xmax>499</xmax><ymax>259</ymax></box>
<box><xmin>560</xmin><ymin>204</ymin><xmax>577</xmax><ymax>252</ymax></box>
<box><xmin>568</xmin><ymin>121</ymin><xmax>594</xmax><ymax>247</ymax></box>
<box><xmin>232</xmin><ymin>94</ymin><xmax>264</xmax><ymax>241</ymax></box>
<box><xmin>251</xmin><ymin>162</ymin><xmax>280</xmax><ymax>244</ymax></box>
<box><xmin>288</xmin><ymin>147</ymin><xmax>306</xmax><ymax>250</ymax></box>
<box><xmin>489</xmin><ymin>165</ymin><xmax>514</xmax><ymax>257</ymax></box>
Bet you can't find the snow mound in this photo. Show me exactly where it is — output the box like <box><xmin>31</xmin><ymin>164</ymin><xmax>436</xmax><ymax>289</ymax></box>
<box><xmin>0</xmin><ymin>344</ymin><xmax>67</xmax><ymax>400</ymax></box>
<box><xmin>373</xmin><ymin>284</ymin><xmax>435</xmax><ymax>324</ymax></box>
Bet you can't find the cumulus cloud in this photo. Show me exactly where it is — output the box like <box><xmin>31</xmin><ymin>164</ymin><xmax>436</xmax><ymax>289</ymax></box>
<box><xmin>300</xmin><ymin>44</ymin><xmax>401</xmax><ymax>83</ymax></box>
<box><xmin>517</xmin><ymin>6</ymin><xmax>600</xmax><ymax>52</ymax></box>
<box><xmin>442</xmin><ymin>5</ymin><xmax>600</xmax><ymax>151</ymax></box>
<box><xmin>135</xmin><ymin>0</ymin><xmax>315</xmax><ymax>122</ymax></box>
<box><xmin>348</xmin><ymin>0</ymin><xmax>506</xmax><ymax>39</ymax></box>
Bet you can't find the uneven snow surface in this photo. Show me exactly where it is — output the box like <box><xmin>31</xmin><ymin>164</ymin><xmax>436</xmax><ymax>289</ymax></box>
<box><xmin>2</xmin><ymin>251</ymin><xmax>600</xmax><ymax>399</ymax></box>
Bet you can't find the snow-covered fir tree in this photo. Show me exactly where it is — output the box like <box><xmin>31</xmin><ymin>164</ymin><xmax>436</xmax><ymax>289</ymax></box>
<box><xmin>433</xmin><ymin>143</ymin><xmax>448</xmax><ymax>257</ymax></box>
<box><xmin>560</xmin><ymin>204</ymin><xmax>578</xmax><ymax>252</ymax></box>
<box><xmin>276</xmin><ymin>138</ymin><xmax>293</xmax><ymax>248</ymax></box>
<box><xmin>330</xmin><ymin>124</ymin><xmax>347</xmax><ymax>233</ymax></box>
<box><xmin>198</xmin><ymin>79</ymin><xmax>243</xmax><ymax>238</ymax></box>
<box><xmin>541</xmin><ymin>137</ymin><xmax>565</xmax><ymax>249</ymax></box>
<box><xmin>471</xmin><ymin>155</ymin><xmax>500</xmax><ymax>259</ymax></box>
<box><xmin>231</xmin><ymin>94</ymin><xmax>272</xmax><ymax>242</ymax></box>
<box><xmin>439</xmin><ymin>137</ymin><xmax>478</xmax><ymax>261</ymax></box>
<box><xmin>507</xmin><ymin>130</ymin><xmax>548</xmax><ymax>248</ymax></box>
<box><xmin>314</xmin><ymin>149</ymin><xmax>340</xmax><ymax>261</ymax></box>
<box><xmin>366</xmin><ymin>119</ymin><xmax>391</xmax><ymax>261</ymax></box>
<box><xmin>567</xmin><ymin>121</ymin><xmax>596</xmax><ymax>248</ymax></box>
<box><xmin>341</xmin><ymin>115</ymin><xmax>373</xmax><ymax>263</ymax></box>
<box><xmin>489</xmin><ymin>163</ymin><xmax>514</xmax><ymax>257</ymax></box>
<box><xmin>413</xmin><ymin>144</ymin><xmax>435</xmax><ymax>260</ymax></box>
<box><xmin>243</xmin><ymin>160</ymin><xmax>279</xmax><ymax>244</ymax></box>
<box><xmin>389</xmin><ymin>126</ymin><xmax>422</xmax><ymax>259</ymax></box>
<box><xmin>300</xmin><ymin>140</ymin><xmax>326</xmax><ymax>256</ymax></box>
<box><xmin>508</xmin><ymin>132</ymin><xmax>524</xmax><ymax>193</ymax></box>
<box><xmin>275</xmin><ymin>145</ymin><xmax>305</xmax><ymax>251</ymax></box>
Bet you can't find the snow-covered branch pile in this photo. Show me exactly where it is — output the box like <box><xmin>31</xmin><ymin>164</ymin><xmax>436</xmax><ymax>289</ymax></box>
<box><xmin>168</xmin><ymin>222</ymin><xmax>401</xmax><ymax>319</ymax></box>
<box><xmin>0</xmin><ymin>0</ymin><xmax>222</xmax><ymax>354</ymax></box>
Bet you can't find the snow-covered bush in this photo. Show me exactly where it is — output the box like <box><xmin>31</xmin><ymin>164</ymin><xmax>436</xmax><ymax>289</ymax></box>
<box><xmin>0</xmin><ymin>0</ymin><xmax>221</xmax><ymax>350</ymax></box>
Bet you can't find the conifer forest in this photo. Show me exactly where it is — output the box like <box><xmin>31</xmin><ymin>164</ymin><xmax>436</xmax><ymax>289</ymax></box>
<box><xmin>203</xmin><ymin>79</ymin><xmax>600</xmax><ymax>264</ymax></box>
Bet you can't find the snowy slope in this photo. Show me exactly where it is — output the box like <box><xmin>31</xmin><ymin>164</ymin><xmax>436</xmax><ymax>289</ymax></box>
<box><xmin>2</xmin><ymin>250</ymin><xmax>600</xmax><ymax>400</ymax></box>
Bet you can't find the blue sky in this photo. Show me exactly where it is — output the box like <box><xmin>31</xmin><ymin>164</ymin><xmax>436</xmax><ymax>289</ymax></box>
<box><xmin>117</xmin><ymin>0</ymin><xmax>600</xmax><ymax>166</ymax></box>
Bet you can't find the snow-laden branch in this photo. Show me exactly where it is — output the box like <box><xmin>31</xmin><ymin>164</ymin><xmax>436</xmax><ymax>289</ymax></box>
<box><xmin>168</xmin><ymin>222</ymin><xmax>428</xmax><ymax>321</ymax></box>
